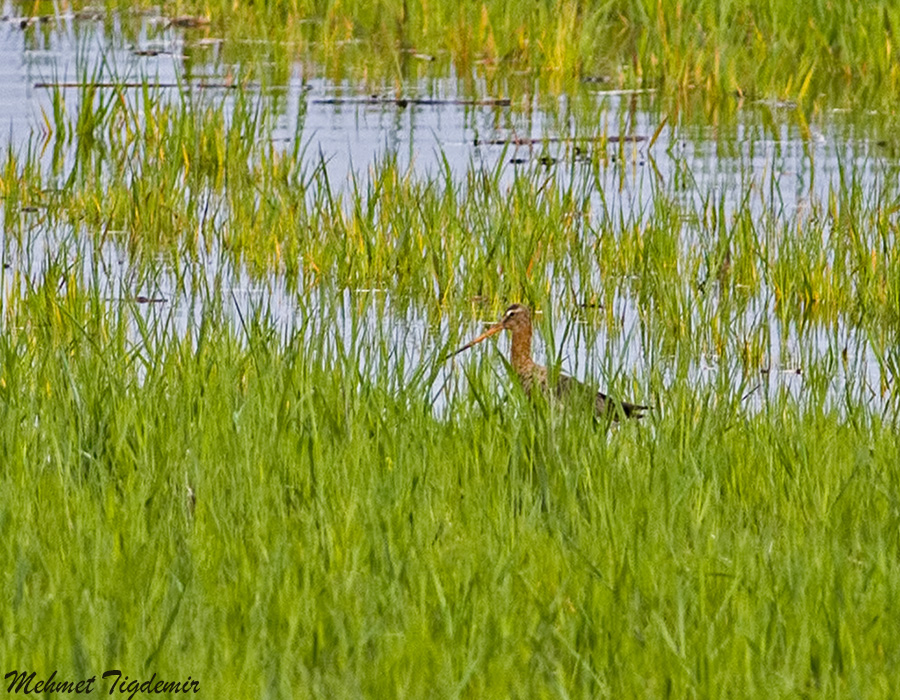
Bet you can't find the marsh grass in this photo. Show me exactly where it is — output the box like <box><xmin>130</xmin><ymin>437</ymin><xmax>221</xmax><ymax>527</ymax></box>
<box><xmin>2</xmin><ymin>271</ymin><xmax>899</xmax><ymax>696</ymax></box>
<box><xmin>12</xmin><ymin>0</ymin><xmax>900</xmax><ymax>117</ymax></box>
<box><xmin>14</xmin><ymin>0</ymin><xmax>888</xmax><ymax>116</ymax></box>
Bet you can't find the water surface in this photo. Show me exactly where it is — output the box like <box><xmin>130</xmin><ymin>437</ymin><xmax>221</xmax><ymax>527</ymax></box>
<box><xmin>0</xmin><ymin>7</ymin><xmax>895</xmax><ymax>415</ymax></box>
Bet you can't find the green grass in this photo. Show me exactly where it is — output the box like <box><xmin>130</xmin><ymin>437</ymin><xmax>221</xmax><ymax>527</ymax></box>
<box><xmin>12</xmin><ymin>0</ymin><xmax>897</xmax><ymax>115</ymax></box>
<box><xmin>2</xmin><ymin>2</ymin><xmax>900</xmax><ymax>698</ymax></box>
<box><xmin>1</xmin><ymin>276</ymin><xmax>899</xmax><ymax>696</ymax></box>
<box><xmin>12</xmin><ymin>0</ymin><xmax>900</xmax><ymax>114</ymax></box>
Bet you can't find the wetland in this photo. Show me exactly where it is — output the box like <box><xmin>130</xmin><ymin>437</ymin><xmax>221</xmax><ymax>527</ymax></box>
<box><xmin>1</xmin><ymin>1</ymin><xmax>899</xmax><ymax>697</ymax></box>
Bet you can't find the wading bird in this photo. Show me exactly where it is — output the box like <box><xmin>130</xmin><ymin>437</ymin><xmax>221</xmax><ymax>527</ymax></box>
<box><xmin>450</xmin><ymin>304</ymin><xmax>647</xmax><ymax>419</ymax></box>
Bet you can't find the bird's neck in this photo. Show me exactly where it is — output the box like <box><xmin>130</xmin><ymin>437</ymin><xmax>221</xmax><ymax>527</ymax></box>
<box><xmin>509</xmin><ymin>325</ymin><xmax>534</xmax><ymax>373</ymax></box>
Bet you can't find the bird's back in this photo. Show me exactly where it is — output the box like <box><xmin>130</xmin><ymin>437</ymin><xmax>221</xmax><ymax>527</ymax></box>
<box><xmin>517</xmin><ymin>364</ymin><xmax>646</xmax><ymax>420</ymax></box>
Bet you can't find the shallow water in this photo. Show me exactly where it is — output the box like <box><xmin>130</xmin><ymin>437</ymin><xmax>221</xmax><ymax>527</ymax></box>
<box><xmin>0</xmin><ymin>6</ymin><xmax>894</xmax><ymax>414</ymax></box>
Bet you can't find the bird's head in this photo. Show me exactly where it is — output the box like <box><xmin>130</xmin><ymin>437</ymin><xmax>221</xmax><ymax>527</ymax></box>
<box><xmin>497</xmin><ymin>304</ymin><xmax>531</xmax><ymax>333</ymax></box>
<box><xmin>448</xmin><ymin>304</ymin><xmax>533</xmax><ymax>358</ymax></box>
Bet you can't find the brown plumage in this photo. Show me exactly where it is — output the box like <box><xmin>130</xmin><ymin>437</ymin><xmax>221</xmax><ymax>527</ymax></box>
<box><xmin>451</xmin><ymin>304</ymin><xmax>647</xmax><ymax>419</ymax></box>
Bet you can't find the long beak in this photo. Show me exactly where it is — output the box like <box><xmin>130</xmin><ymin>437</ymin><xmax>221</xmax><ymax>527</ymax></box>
<box><xmin>448</xmin><ymin>322</ymin><xmax>504</xmax><ymax>359</ymax></box>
